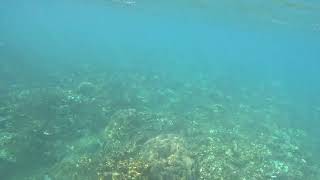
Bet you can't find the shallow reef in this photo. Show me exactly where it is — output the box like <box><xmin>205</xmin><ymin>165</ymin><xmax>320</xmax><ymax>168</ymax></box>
<box><xmin>0</xmin><ymin>66</ymin><xmax>319</xmax><ymax>180</ymax></box>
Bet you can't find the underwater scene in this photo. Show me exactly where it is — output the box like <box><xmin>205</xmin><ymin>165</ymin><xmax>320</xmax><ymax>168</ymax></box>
<box><xmin>1</xmin><ymin>0</ymin><xmax>320</xmax><ymax>179</ymax></box>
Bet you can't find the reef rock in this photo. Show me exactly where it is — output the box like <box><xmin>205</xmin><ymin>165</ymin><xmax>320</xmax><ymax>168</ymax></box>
<box><xmin>141</xmin><ymin>134</ymin><xmax>195</xmax><ymax>180</ymax></box>
<box><xmin>77</xmin><ymin>81</ymin><xmax>96</xmax><ymax>96</ymax></box>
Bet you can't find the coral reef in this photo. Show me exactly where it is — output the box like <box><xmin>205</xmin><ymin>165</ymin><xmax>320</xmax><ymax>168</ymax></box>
<box><xmin>0</xmin><ymin>66</ymin><xmax>319</xmax><ymax>180</ymax></box>
<box><xmin>77</xmin><ymin>81</ymin><xmax>97</xmax><ymax>97</ymax></box>
<box><xmin>141</xmin><ymin>134</ymin><xmax>195</xmax><ymax>180</ymax></box>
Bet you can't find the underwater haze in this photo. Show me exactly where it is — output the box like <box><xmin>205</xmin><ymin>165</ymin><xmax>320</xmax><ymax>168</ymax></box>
<box><xmin>1</xmin><ymin>0</ymin><xmax>320</xmax><ymax>179</ymax></box>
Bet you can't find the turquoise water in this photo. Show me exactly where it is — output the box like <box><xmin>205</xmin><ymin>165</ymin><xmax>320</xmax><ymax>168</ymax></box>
<box><xmin>1</xmin><ymin>0</ymin><xmax>320</xmax><ymax>179</ymax></box>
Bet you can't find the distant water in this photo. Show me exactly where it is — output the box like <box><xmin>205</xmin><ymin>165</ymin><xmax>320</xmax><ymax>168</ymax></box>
<box><xmin>1</xmin><ymin>0</ymin><xmax>319</xmax><ymax>117</ymax></box>
<box><xmin>1</xmin><ymin>0</ymin><xmax>320</xmax><ymax>179</ymax></box>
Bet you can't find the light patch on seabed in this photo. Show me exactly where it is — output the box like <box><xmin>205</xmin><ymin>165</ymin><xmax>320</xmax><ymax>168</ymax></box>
<box><xmin>111</xmin><ymin>0</ymin><xmax>136</xmax><ymax>6</ymax></box>
<box><xmin>271</xmin><ymin>18</ymin><xmax>289</xmax><ymax>25</ymax></box>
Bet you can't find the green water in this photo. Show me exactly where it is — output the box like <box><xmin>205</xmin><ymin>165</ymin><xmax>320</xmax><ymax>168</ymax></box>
<box><xmin>1</xmin><ymin>0</ymin><xmax>320</xmax><ymax>179</ymax></box>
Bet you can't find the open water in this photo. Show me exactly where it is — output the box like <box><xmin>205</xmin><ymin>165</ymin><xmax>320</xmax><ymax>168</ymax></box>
<box><xmin>1</xmin><ymin>0</ymin><xmax>320</xmax><ymax>179</ymax></box>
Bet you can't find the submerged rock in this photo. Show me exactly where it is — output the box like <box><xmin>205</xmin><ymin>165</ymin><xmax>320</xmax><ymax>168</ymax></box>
<box><xmin>77</xmin><ymin>81</ymin><xmax>96</xmax><ymax>96</ymax></box>
<box><xmin>141</xmin><ymin>134</ymin><xmax>195</xmax><ymax>180</ymax></box>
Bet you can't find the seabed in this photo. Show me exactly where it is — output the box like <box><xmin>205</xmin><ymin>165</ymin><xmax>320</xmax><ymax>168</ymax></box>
<box><xmin>0</xmin><ymin>64</ymin><xmax>319</xmax><ymax>180</ymax></box>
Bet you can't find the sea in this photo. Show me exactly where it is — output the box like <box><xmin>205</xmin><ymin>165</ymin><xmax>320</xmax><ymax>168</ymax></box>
<box><xmin>1</xmin><ymin>0</ymin><xmax>320</xmax><ymax>179</ymax></box>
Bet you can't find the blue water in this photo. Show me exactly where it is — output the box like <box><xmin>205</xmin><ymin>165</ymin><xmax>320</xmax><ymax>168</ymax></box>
<box><xmin>1</xmin><ymin>0</ymin><xmax>320</xmax><ymax>179</ymax></box>
<box><xmin>2</xmin><ymin>0</ymin><xmax>319</xmax><ymax>114</ymax></box>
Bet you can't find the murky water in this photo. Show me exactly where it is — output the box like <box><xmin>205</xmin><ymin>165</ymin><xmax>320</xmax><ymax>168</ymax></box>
<box><xmin>1</xmin><ymin>0</ymin><xmax>320</xmax><ymax>179</ymax></box>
